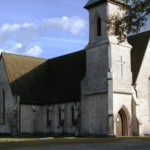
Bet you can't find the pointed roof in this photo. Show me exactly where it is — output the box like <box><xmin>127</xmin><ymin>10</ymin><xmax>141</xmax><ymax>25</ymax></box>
<box><xmin>128</xmin><ymin>31</ymin><xmax>150</xmax><ymax>84</ymax></box>
<box><xmin>84</xmin><ymin>0</ymin><xmax>127</xmax><ymax>9</ymax></box>
<box><xmin>1</xmin><ymin>50</ymin><xmax>86</xmax><ymax>105</ymax></box>
<box><xmin>2</xmin><ymin>53</ymin><xmax>47</xmax><ymax>83</ymax></box>
<box><xmin>84</xmin><ymin>0</ymin><xmax>103</xmax><ymax>8</ymax></box>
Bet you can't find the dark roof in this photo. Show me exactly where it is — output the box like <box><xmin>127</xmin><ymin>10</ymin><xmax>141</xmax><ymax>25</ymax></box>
<box><xmin>128</xmin><ymin>31</ymin><xmax>150</xmax><ymax>84</ymax></box>
<box><xmin>84</xmin><ymin>0</ymin><xmax>103</xmax><ymax>9</ymax></box>
<box><xmin>2</xmin><ymin>50</ymin><xmax>86</xmax><ymax>105</ymax></box>
<box><xmin>44</xmin><ymin>50</ymin><xmax>86</xmax><ymax>104</ymax></box>
<box><xmin>84</xmin><ymin>0</ymin><xmax>127</xmax><ymax>9</ymax></box>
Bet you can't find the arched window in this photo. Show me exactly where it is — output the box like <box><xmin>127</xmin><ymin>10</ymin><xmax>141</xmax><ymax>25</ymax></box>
<box><xmin>2</xmin><ymin>89</ymin><xmax>5</xmax><ymax>123</ymax></box>
<box><xmin>97</xmin><ymin>17</ymin><xmax>101</xmax><ymax>36</ymax></box>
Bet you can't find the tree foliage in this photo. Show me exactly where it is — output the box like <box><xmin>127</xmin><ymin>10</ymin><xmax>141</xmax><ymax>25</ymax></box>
<box><xmin>106</xmin><ymin>0</ymin><xmax>150</xmax><ymax>42</ymax></box>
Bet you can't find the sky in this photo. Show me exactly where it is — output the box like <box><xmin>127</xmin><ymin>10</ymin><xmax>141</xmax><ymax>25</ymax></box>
<box><xmin>0</xmin><ymin>0</ymin><xmax>149</xmax><ymax>59</ymax></box>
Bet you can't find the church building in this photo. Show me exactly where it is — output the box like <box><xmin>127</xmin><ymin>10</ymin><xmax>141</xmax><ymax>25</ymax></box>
<box><xmin>0</xmin><ymin>0</ymin><xmax>150</xmax><ymax>136</ymax></box>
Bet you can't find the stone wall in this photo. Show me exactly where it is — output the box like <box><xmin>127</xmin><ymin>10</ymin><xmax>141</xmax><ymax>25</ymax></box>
<box><xmin>0</xmin><ymin>57</ymin><xmax>16</xmax><ymax>134</ymax></box>
<box><xmin>20</xmin><ymin>102</ymin><xmax>80</xmax><ymax>136</ymax></box>
<box><xmin>135</xmin><ymin>40</ymin><xmax>150</xmax><ymax>136</ymax></box>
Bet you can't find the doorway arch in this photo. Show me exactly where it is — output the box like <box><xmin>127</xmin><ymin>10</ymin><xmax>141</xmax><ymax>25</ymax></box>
<box><xmin>116</xmin><ymin>106</ymin><xmax>130</xmax><ymax>136</ymax></box>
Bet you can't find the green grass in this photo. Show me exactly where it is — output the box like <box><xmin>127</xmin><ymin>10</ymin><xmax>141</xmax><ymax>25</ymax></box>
<box><xmin>0</xmin><ymin>135</ymin><xmax>50</xmax><ymax>138</ymax></box>
<box><xmin>0</xmin><ymin>137</ymin><xmax>150</xmax><ymax>150</ymax></box>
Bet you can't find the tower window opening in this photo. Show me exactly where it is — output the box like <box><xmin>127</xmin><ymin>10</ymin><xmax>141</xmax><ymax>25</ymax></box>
<box><xmin>97</xmin><ymin>17</ymin><xmax>101</xmax><ymax>36</ymax></box>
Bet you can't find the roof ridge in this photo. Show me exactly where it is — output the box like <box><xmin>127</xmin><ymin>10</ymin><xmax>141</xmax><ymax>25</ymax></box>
<box><xmin>1</xmin><ymin>52</ymin><xmax>47</xmax><ymax>60</ymax></box>
<box><xmin>48</xmin><ymin>49</ymin><xmax>84</xmax><ymax>61</ymax></box>
<box><xmin>128</xmin><ymin>30</ymin><xmax>150</xmax><ymax>38</ymax></box>
<box><xmin>84</xmin><ymin>0</ymin><xmax>127</xmax><ymax>9</ymax></box>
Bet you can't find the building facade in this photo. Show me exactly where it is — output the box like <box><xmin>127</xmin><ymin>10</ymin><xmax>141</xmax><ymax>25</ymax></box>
<box><xmin>0</xmin><ymin>0</ymin><xmax>150</xmax><ymax>136</ymax></box>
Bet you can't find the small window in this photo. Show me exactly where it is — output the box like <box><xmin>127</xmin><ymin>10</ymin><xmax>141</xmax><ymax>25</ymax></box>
<box><xmin>59</xmin><ymin>107</ymin><xmax>61</xmax><ymax>126</ymax></box>
<box><xmin>97</xmin><ymin>17</ymin><xmax>101</xmax><ymax>36</ymax></box>
<box><xmin>47</xmin><ymin>108</ymin><xmax>49</xmax><ymax>127</ymax></box>
<box><xmin>72</xmin><ymin>106</ymin><xmax>75</xmax><ymax>125</ymax></box>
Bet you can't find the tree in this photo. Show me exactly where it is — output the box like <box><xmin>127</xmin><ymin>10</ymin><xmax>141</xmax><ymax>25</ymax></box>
<box><xmin>106</xmin><ymin>0</ymin><xmax>150</xmax><ymax>42</ymax></box>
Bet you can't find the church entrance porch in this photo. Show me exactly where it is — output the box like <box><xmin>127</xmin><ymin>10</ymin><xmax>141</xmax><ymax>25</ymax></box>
<box><xmin>116</xmin><ymin>106</ymin><xmax>130</xmax><ymax>136</ymax></box>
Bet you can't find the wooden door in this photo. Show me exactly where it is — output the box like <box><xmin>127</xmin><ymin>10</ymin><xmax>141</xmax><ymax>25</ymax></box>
<box><xmin>116</xmin><ymin>112</ymin><xmax>122</xmax><ymax>136</ymax></box>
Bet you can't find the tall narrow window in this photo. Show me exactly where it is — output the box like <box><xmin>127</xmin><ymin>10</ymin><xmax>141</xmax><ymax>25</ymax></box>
<box><xmin>97</xmin><ymin>17</ymin><xmax>101</xmax><ymax>36</ymax></box>
<box><xmin>59</xmin><ymin>107</ymin><xmax>61</xmax><ymax>126</ymax></box>
<box><xmin>2</xmin><ymin>89</ymin><xmax>5</xmax><ymax>123</ymax></box>
<box><xmin>32</xmin><ymin>105</ymin><xmax>36</xmax><ymax>134</ymax></box>
<box><xmin>47</xmin><ymin>108</ymin><xmax>49</xmax><ymax>127</ymax></box>
<box><xmin>72</xmin><ymin>106</ymin><xmax>75</xmax><ymax>125</ymax></box>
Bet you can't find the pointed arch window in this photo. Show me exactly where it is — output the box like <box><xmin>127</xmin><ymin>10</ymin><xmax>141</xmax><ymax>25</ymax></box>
<box><xmin>97</xmin><ymin>17</ymin><xmax>101</xmax><ymax>36</ymax></box>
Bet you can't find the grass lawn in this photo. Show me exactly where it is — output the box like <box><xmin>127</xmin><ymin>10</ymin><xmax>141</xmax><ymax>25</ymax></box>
<box><xmin>0</xmin><ymin>137</ymin><xmax>150</xmax><ymax>149</ymax></box>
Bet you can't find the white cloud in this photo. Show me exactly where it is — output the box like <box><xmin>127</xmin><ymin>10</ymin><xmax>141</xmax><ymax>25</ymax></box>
<box><xmin>0</xmin><ymin>22</ymin><xmax>39</xmax><ymax>47</ymax></box>
<box><xmin>43</xmin><ymin>16</ymin><xmax>86</xmax><ymax>35</ymax></box>
<box><xmin>0</xmin><ymin>16</ymin><xmax>86</xmax><ymax>57</ymax></box>
<box><xmin>12</xmin><ymin>43</ymin><xmax>22</xmax><ymax>50</ymax></box>
<box><xmin>24</xmin><ymin>45</ymin><xmax>43</xmax><ymax>57</ymax></box>
<box><xmin>1</xmin><ymin>23</ymin><xmax>20</xmax><ymax>31</ymax></box>
<box><xmin>0</xmin><ymin>49</ymin><xmax>4</xmax><ymax>54</ymax></box>
<box><xmin>0</xmin><ymin>43</ymin><xmax>22</xmax><ymax>54</ymax></box>
<box><xmin>0</xmin><ymin>44</ymin><xmax>43</xmax><ymax>57</ymax></box>
<box><xmin>6</xmin><ymin>43</ymin><xmax>23</xmax><ymax>54</ymax></box>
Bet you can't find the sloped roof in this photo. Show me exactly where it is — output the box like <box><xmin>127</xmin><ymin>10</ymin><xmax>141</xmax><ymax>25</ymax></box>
<box><xmin>84</xmin><ymin>0</ymin><xmax>127</xmax><ymax>9</ymax></box>
<box><xmin>2</xmin><ymin>50</ymin><xmax>86</xmax><ymax>105</ymax></box>
<box><xmin>128</xmin><ymin>31</ymin><xmax>150</xmax><ymax>84</ymax></box>
<box><xmin>44</xmin><ymin>50</ymin><xmax>86</xmax><ymax>104</ymax></box>
<box><xmin>2</xmin><ymin>53</ymin><xmax>47</xmax><ymax>83</ymax></box>
<box><xmin>84</xmin><ymin>0</ymin><xmax>103</xmax><ymax>9</ymax></box>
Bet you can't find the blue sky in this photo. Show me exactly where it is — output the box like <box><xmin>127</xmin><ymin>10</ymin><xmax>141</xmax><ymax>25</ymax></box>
<box><xmin>0</xmin><ymin>0</ymin><xmax>149</xmax><ymax>59</ymax></box>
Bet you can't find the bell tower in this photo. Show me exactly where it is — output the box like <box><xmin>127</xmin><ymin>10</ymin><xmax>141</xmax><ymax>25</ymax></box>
<box><xmin>85</xmin><ymin>0</ymin><xmax>128</xmax><ymax>46</ymax></box>
<box><xmin>80</xmin><ymin>0</ymin><xmax>133</xmax><ymax>136</ymax></box>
